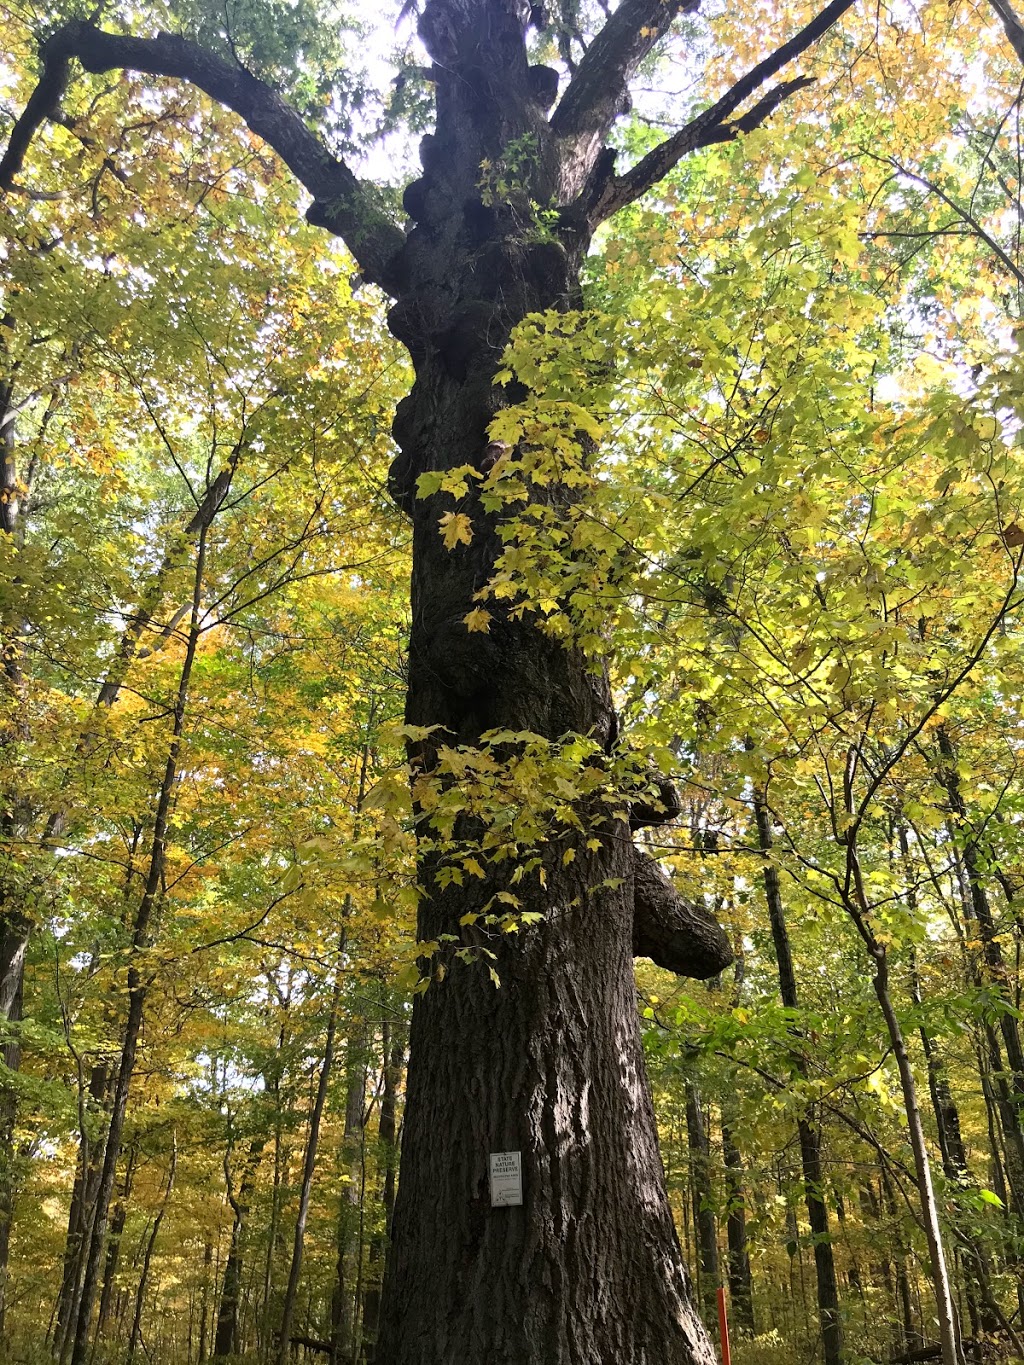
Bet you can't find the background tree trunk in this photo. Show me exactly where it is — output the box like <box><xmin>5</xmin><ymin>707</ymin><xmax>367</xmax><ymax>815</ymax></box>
<box><xmin>753</xmin><ymin>786</ymin><xmax>843</xmax><ymax>1364</ymax></box>
<box><xmin>360</xmin><ymin>1017</ymin><xmax>404</xmax><ymax>1356</ymax></box>
<box><xmin>214</xmin><ymin>1137</ymin><xmax>265</xmax><ymax>1361</ymax></box>
<box><xmin>276</xmin><ymin>972</ymin><xmax>341</xmax><ymax>1365</ymax></box>
<box><xmin>722</xmin><ymin>1115</ymin><xmax>756</xmax><ymax>1336</ymax></box>
<box><xmin>685</xmin><ymin>1080</ymin><xmax>719</xmax><ymax>1323</ymax></box>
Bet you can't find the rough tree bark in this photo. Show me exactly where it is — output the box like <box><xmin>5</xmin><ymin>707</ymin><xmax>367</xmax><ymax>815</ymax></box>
<box><xmin>0</xmin><ymin>1</ymin><xmax>859</xmax><ymax>1359</ymax></box>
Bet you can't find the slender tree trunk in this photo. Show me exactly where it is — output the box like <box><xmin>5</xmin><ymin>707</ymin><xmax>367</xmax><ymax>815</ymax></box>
<box><xmin>361</xmin><ymin>1017</ymin><xmax>404</xmax><ymax>1355</ymax></box>
<box><xmin>331</xmin><ymin>1038</ymin><xmax>367</xmax><ymax>1365</ymax></box>
<box><xmin>0</xmin><ymin>938</ymin><xmax>22</xmax><ymax>1344</ymax></box>
<box><xmin>846</xmin><ymin>841</ymin><xmax>964</xmax><ymax>1365</ymax></box>
<box><xmin>877</xmin><ymin>1167</ymin><xmax>922</xmax><ymax>1354</ymax></box>
<box><xmin>93</xmin><ymin>1143</ymin><xmax>136</xmax><ymax>1347</ymax></box>
<box><xmin>870</xmin><ymin>952</ymin><xmax>965</xmax><ymax>1365</ymax></box>
<box><xmin>721</xmin><ymin>1115</ymin><xmax>755</xmax><ymax>1336</ymax></box>
<box><xmin>349</xmin><ymin>1114</ymin><xmax>370</xmax><ymax>1365</ymax></box>
<box><xmin>276</xmin><ymin>971</ymin><xmax>342</xmax><ymax>1365</ymax></box>
<box><xmin>260</xmin><ymin>1090</ymin><xmax>283</xmax><ymax>1362</ymax></box>
<box><xmin>54</xmin><ymin>1061</ymin><xmax>110</xmax><ymax>1355</ymax></box>
<box><xmin>214</xmin><ymin>1136</ymin><xmax>266</xmax><ymax>1361</ymax></box>
<box><xmin>0</xmin><ymin>377</ymin><xmax>31</xmax><ymax>1345</ymax></box>
<box><xmin>127</xmin><ymin>1135</ymin><xmax>176</xmax><ymax>1365</ymax></box>
<box><xmin>259</xmin><ymin>985</ymin><xmax>294</xmax><ymax>1362</ymax></box>
<box><xmin>938</xmin><ymin>730</ymin><xmax>1024</xmax><ymax>1198</ymax></box>
<box><xmin>684</xmin><ymin>1080</ymin><xmax>718</xmax><ymax>1324</ymax></box>
<box><xmin>198</xmin><ymin>1237</ymin><xmax>213</xmax><ymax>1365</ymax></box>
<box><xmin>895</xmin><ymin>1252</ymin><xmax>917</xmax><ymax>1352</ymax></box>
<box><xmin>0</xmin><ymin>418</ymin><xmax>234</xmax><ymax>1340</ymax></box>
<box><xmin>752</xmin><ymin>785</ymin><xmax>843</xmax><ymax>1364</ymax></box>
<box><xmin>69</xmin><ymin>525</ymin><xmax>209</xmax><ymax>1365</ymax></box>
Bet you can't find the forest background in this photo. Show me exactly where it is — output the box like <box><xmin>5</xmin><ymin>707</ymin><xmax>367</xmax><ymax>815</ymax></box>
<box><xmin>3</xmin><ymin>0</ymin><xmax>1024</xmax><ymax>1363</ymax></box>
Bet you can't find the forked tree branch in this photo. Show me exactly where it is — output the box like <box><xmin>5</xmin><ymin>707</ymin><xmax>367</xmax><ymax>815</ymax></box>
<box><xmin>581</xmin><ymin>0</ymin><xmax>857</xmax><ymax>227</ymax></box>
<box><xmin>0</xmin><ymin>20</ymin><xmax>406</xmax><ymax>293</ymax></box>
<box><xmin>550</xmin><ymin>0</ymin><xmax>701</xmax><ymax>145</ymax></box>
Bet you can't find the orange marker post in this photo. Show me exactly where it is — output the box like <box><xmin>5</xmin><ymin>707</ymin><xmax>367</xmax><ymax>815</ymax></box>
<box><xmin>716</xmin><ymin>1286</ymin><xmax>731</xmax><ymax>1365</ymax></box>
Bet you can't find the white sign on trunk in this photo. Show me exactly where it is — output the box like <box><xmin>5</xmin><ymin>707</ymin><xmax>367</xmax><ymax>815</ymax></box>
<box><xmin>489</xmin><ymin>1150</ymin><xmax>523</xmax><ymax>1207</ymax></box>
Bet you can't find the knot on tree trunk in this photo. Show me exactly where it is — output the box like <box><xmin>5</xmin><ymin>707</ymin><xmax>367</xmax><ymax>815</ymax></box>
<box><xmin>631</xmin><ymin>848</ymin><xmax>732</xmax><ymax>979</ymax></box>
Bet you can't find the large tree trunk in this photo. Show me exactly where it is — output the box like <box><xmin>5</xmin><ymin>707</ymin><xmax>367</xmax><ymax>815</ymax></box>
<box><xmin>377</xmin><ymin>287</ymin><xmax>724</xmax><ymax>1360</ymax></box>
<box><xmin>366</xmin><ymin>9</ymin><xmax>733</xmax><ymax>1362</ymax></box>
<box><xmin>379</xmin><ymin>851</ymin><xmax>720</xmax><ymax>1364</ymax></box>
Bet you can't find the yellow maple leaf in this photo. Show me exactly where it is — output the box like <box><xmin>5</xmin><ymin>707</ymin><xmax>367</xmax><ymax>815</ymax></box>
<box><xmin>463</xmin><ymin>607</ymin><xmax>492</xmax><ymax>632</ymax></box>
<box><xmin>439</xmin><ymin>511</ymin><xmax>473</xmax><ymax>549</ymax></box>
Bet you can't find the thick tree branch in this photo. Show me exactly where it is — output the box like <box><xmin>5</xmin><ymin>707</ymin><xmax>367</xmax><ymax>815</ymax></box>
<box><xmin>988</xmin><ymin>0</ymin><xmax>1024</xmax><ymax>64</ymax></box>
<box><xmin>0</xmin><ymin>21</ymin><xmax>406</xmax><ymax>293</ymax></box>
<box><xmin>581</xmin><ymin>0</ymin><xmax>856</xmax><ymax>227</ymax></box>
<box><xmin>550</xmin><ymin>0</ymin><xmax>700</xmax><ymax>145</ymax></box>
<box><xmin>632</xmin><ymin>849</ymin><xmax>732</xmax><ymax>979</ymax></box>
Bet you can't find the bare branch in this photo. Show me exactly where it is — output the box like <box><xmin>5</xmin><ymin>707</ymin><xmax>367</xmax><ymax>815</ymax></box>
<box><xmin>581</xmin><ymin>0</ymin><xmax>856</xmax><ymax>227</ymax></box>
<box><xmin>868</xmin><ymin>150</ymin><xmax>1024</xmax><ymax>289</ymax></box>
<box><xmin>0</xmin><ymin>21</ymin><xmax>406</xmax><ymax>292</ymax></box>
